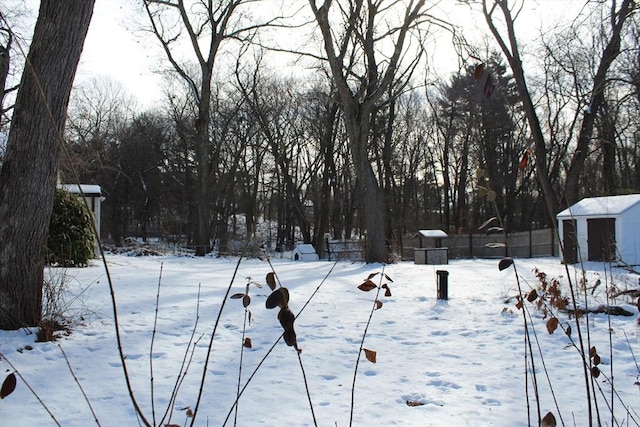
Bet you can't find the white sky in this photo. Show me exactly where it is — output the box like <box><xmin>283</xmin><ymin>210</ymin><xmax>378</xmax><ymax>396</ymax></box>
<box><xmin>77</xmin><ymin>0</ymin><xmax>165</xmax><ymax>107</ymax></box>
<box><xmin>6</xmin><ymin>0</ymin><xmax>587</xmax><ymax>108</ymax></box>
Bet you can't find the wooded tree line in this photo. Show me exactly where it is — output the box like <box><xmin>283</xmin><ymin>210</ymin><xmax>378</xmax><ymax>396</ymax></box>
<box><xmin>0</xmin><ymin>0</ymin><xmax>638</xmax><ymax>328</ymax></box>
<box><xmin>62</xmin><ymin>7</ymin><xmax>640</xmax><ymax>258</ymax></box>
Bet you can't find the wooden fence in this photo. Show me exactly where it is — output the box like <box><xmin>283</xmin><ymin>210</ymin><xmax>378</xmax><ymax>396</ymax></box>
<box><xmin>324</xmin><ymin>229</ymin><xmax>557</xmax><ymax>261</ymax></box>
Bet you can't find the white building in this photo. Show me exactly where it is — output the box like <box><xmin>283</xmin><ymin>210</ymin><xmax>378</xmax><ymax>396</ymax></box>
<box><xmin>557</xmin><ymin>194</ymin><xmax>640</xmax><ymax>266</ymax></box>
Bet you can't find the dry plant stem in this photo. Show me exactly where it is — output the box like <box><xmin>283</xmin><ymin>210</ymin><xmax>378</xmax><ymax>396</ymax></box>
<box><xmin>222</xmin><ymin>335</ymin><xmax>284</xmax><ymax>426</ymax></box>
<box><xmin>160</xmin><ymin>283</ymin><xmax>202</xmax><ymax>426</ymax></box>
<box><xmin>581</xmin><ymin>267</ymin><xmax>602</xmax><ymax>426</ymax></box>
<box><xmin>297</xmin><ymin>350</ymin><xmax>318</xmax><ymax>427</ymax></box>
<box><xmin>557</xmin><ymin>225</ymin><xmax>595</xmax><ymax>424</ymax></box>
<box><xmin>0</xmin><ymin>351</ymin><xmax>61</xmax><ymax>426</ymax></box>
<box><xmin>222</xmin><ymin>261</ymin><xmax>339</xmax><ymax>426</ymax></box>
<box><xmin>511</xmin><ymin>262</ymin><xmax>539</xmax><ymax>425</ymax></box>
<box><xmin>189</xmin><ymin>245</ymin><xmax>249</xmax><ymax>426</ymax></box>
<box><xmin>520</xmin><ymin>303</ymin><xmax>565</xmax><ymax>426</ymax></box>
<box><xmin>349</xmin><ymin>264</ymin><xmax>386</xmax><ymax>427</ymax></box>
<box><xmin>58</xmin><ymin>344</ymin><xmax>101</xmax><ymax>426</ymax></box>
<box><xmin>98</xmin><ymin>239</ymin><xmax>151</xmax><ymax>426</ymax></box>
<box><xmin>264</xmin><ymin>251</ymin><xmax>320</xmax><ymax>426</ymax></box>
<box><xmin>605</xmin><ymin>266</ymin><xmax>615</xmax><ymax>426</ymax></box>
<box><xmin>149</xmin><ymin>262</ymin><xmax>164</xmax><ymax>427</ymax></box>
<box><xmin>490</xmin><ymin>199</ymin><xmax>540</xmax><ymax>424</ymax></box>
<box><xmin>234</xmin><ymin>307</ymin><xmax>249</xmax><ymax>427</ymax></box>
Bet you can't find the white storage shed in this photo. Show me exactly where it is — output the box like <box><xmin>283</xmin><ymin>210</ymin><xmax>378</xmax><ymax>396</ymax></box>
<box><xmin>59</xmin><ymin>184</ymin><xmax>103</xmax><ymax>255</ymax></box>
<box><xmin>292</xmin><ymin>244</ymin><xmax>319</xmax><ymax>261</ymax></box>
<box><xmin>556</xmin><ymin>194</ymin><xmax>640</xmax><ymax>266</ymax></box>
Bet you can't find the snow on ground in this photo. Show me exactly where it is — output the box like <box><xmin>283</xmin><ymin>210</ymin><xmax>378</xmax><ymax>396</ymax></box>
<box><xmin>1</xmin><ymin>255</ymin><xmax>639</xmax><ymax>426</ymax></box>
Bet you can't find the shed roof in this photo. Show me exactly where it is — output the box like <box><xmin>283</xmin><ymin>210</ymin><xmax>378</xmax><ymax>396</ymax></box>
<box><xmin>294</xmin><ymin>244</ymin><xmax>317</xmax><ymax>254</ymax></box>
<box><xmin>417</xmin><ymin>229</ymin><xmax>448</xmax><ymax>238</ymax></box>
<box><xmin>557</xmin><ymin>194</ymin><xmax>640</xmax><ymax>218</ymax></box>
<box><xmin>59</xmin><ymin>184</ymin><xmax>102</xmax><ymax>197</ymax></box>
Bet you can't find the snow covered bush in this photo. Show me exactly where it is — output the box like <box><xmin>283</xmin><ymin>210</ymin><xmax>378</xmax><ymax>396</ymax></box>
<box><xmin>46</xmin><ymin>188</ymin><xmax>94</xmax><ymax>267</ymax></box>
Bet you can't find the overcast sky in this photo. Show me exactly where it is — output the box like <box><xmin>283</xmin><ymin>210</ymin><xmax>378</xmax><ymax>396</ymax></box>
<box><xmin>7</xmin><ymin>0</ymin><xmax>585</xmax><ymax>108</ymax></box>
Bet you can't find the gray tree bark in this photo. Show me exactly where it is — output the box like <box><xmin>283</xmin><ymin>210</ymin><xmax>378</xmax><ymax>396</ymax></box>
<box><xmin>0</xmin><ymin>0</ymin><xmax>95</xmax><ymax>329</ymax></box>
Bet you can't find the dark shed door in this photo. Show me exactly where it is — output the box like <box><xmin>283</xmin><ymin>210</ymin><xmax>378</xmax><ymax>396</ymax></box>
<box><xmin>587</xmin><ymin>218</ymin><xmax>616</xmax><ymax>262</ymax></box>
<box><xmin>562</xmin><ymin>219</ymin><xmax>578</xmax><ymax>264</ymax></box>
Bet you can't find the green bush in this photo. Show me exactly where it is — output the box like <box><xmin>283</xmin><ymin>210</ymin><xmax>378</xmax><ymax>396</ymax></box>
<box><xmin>46</xmin><ymin>188</ymin><xmax>95</xmax><ymax>267</ymax></box>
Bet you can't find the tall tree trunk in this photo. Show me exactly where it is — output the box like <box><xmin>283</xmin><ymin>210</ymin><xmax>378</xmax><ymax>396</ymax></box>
<box><xmin>564</xmin><ymin>0</ymin><xmax>633</xmax><ymax>204</ymax></box>
<box><xmin>483</xmin><ymin>0</ymin><xmax>559</xmax><ymax>221</ymax></box>
<box><xmin>345</xmin><ymin>107</ymin><xmax>387</xmax><ymax>263</ymax></box>
<box><xmin>0</xmin><ymin>0</ymin><xmax>95</xmax><ymax>329</ymax></box>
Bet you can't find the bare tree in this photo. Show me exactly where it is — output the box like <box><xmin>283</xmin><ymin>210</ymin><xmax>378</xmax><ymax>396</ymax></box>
<box><xmin>309</xmin><ymin>0</ymin><xmax>432</xmax><ymax>263</ymax></box>
<box><xmin>142</xmin><ymin>0</ymin><xmax>280</xmax><ymax>255</ymax></box>
<box><xmin>479</xmin><ymin>0</ymin><xmax>636</xmax><ymax>220</ymax></box>
<box><xmin>0</xmin><ymin>0</ymin><xmax>95</xmax><ymax>329</ymax></box>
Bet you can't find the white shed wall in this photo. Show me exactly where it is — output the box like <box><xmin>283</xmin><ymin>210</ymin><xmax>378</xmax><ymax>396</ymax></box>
<box><xmin>618</xmin><ymin>205</ymin><xmax>640</xmax><ymax>265</ymax></box>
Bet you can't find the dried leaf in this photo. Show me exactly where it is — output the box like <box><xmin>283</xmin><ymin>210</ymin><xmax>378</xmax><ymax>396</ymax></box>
<box><xmin>358</xmin><ymin>280</ymin><xmax>377</xmax><ymax>292</ymax></box>
<box><xmin>483</xmin><ymin>72</ymin><xmax>495</xmax><ymax>98</ymax></box>
<box><xmin>366</xmin><ymin>272</ymin><xmax>380</xmax><ymax>280</ymax></box>
<box><xmin>591</xmin><ymin>366</ymin><xmax>601</xmax><ymax>378</ymax></box>
<box><xmin>565</xmin><ymin>324</ymin><xmax>572</xmax><ymax>338</ymax></box>
<box><xmin>498</xmin><ymin>257</ymin><xmax>513</xmax><ymax>271</ymax></box>
<box><xmin>364</xmin><ymin>348</ymin><xmax>377</xmax><ymax>363</ymax></box>
<box><xmin>266</xmin><ymin>272</ymin><xmax>277</xmax><ymax>290</ymax></box>
<box><xmin>230</xmin><ymin>293</ymin><xmax>245</xmax><ymax>299</ymax></box>
<box><xmin>280</xmin><ymin>287</ymin><xmax>290</xmax><ymax>307</ymax></box>
<box><xmin>384</xmin><ymin>274</ymin><xmax>394</xmax><ymax>283</ymax></box>
<box><xmin>519</xmin><ymin>147</ymin><xmax>531</xmax><ymax>171</ymax></box>
<box><xmin>486</xmin><ymin>226</ymin><xmax>503</xmax><ymax>235</ymax></box>
<box><xmin>1</xmin><ymin>373</ymin><xmax>16</xmax><ymax>399</ymax></box>
<box><xmin>278</xmin><ymin>307</ymin><xmax>295</xmax><ymax>330</ymax></box>
<box><xmin>593</xmin><ymin>353</ymin><xmax>601</xmax><ymax>365</ymax></box>
<box><xmin>541</xmin><ymin>411</ymin><xmax>557</xmax><ymax>427</ymax></box>
<box><xmin>473</xmin><ymin>63</ymin><xmax>485</xmax><ymax>80</ymax></box>
<box><xmin>485</xmin><ymin>242</ymin><xmax>506</xmax><ymax>248</ymax></box>
<box><xmin>589</xmin><ymin>346</ymin><xmax>598</xmax><ymax>358</ymax></box>
<box><xmin>406</xmin><ymin>399</ymin><xmax>425</xmax><ymax>407</ymax></box>
<box><xmin>278</xmin><ymin>308</ymin><xmax>298</xmax><ymax>350</ymax></box>
<box><xmin>242</xmin><ymin>294</ymin><xmax>251</xmax><ymax>308</ymax></box>
<box><xmin>384</xmin><ymin>287</ymin><xmax>392</xmax><ymax>297</ymax></box>
<box><xmin>515</xmin><ymin>297</ymin><xmax>523</xmax><ymax>310</ymax></box>
<box><xmin>265</xmin><ymin>289</ymin><xmax>282</xmax><ymax>309</ymax></box>
<box><xmin>243</xmin><ymin>337</ymin><xmax>252</xmax><ymax>348</ymax></box>
<box><xmin>487</xmin><ymin>190</ymin><xmax>497</xmax><ymax>202</ymax></box>
<box><xmin>527</xmin><ymin>290</ymin><xmax>538</xmax><ymax>302</ymax></box>
<box><xmin>374</xmin><ymin>300</ymin><xmax>383</xmax><ymax>310</ymax></box>
<box><xmin>546</xmin><ymin>317</ymin><xmax>559</xmax><ymax>334</ymax></box>
<box><xmin>478</xmin><ymin>216</ymin><xmax>498</xmax><ymax>230</ymax></box>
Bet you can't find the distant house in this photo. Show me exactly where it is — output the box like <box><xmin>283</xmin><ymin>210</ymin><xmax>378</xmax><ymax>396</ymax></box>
<box><xmin>59</xmin><ymin>184</ymin><xmax>104</xmax><ymax>254</ymax></box>
<box><xmin>557</xmin><ymin>194</ymin><xmax>640</xmax><ymax>266</ymax></box>
<box><xmin>291</xmin><ymin>244</ymin><xmax>319</xmax><ymax>261</ymax></box>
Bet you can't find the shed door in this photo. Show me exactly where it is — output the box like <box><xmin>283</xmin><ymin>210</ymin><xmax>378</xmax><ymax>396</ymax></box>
<box><xmin>562</xmin><ymin>219</ymin><xmax>578</xmax><ymax>264</ymax></box>
<box><xmin>587</xmin><ymin>218</ymin><xmax>616</xmax><ymax>262</ymax></box>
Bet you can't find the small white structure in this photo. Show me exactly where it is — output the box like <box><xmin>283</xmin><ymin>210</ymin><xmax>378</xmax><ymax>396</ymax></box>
<box><xmin>557</xmin><ymin>194</ymin><xmax>640</xmax><ymax>266</ymax></box>
<box><xmin>414</xmin><ymin>229</ymin><xmax>448</xmax><ymax>265</ymax></box>
<box><xmin>59</xmin><ymin>184</ymin><xmax>104</xmax><ymax>254</ymax></box>
<box><xmin>292</xmin><ymin>244</ymin><xmax>319</xmax><ymax>262</ymax></box>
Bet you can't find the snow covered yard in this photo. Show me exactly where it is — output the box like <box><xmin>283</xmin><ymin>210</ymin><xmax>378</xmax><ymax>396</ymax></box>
<box><xmin>1</xmin><ymin>255</ymin><xmax>639</xmax><ymax>426</ymax></box>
